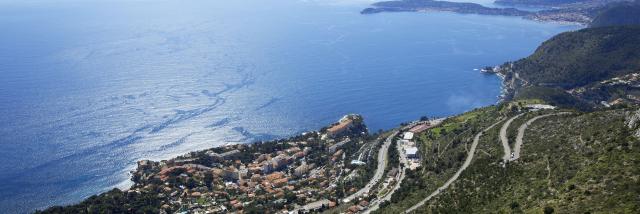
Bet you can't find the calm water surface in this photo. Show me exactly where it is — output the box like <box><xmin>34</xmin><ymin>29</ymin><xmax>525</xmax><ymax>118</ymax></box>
<box><xmin>0</xmin><ymin>0</ymin><xmax>577</xmax><ymax>212</ymax></box>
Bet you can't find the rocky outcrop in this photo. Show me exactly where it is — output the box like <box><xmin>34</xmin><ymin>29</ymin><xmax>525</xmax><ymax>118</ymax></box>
<box><xmin>490</xmin><ymin>63</ymin><xmax>525</xmax><ymax>102</ymax></box>
<box><xmin>625</xmin><ymin>108</ymin><xmax>640</xmax><ymax>138</ymax></box>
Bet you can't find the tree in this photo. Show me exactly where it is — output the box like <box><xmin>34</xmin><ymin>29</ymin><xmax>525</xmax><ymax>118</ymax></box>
<box><xmin>544</xmin><ymin>206</ymin><xmax>555</xmax><ymax>214</ymax></box>
<box><xmin>510</xmin><ymin>201</ymin><xmax>519</xmax><ymax>209</ymax></box>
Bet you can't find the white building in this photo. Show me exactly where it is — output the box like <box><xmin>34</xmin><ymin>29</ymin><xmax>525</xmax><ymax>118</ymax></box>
<box><xmin>405</xmin><ymin>147</ymin><xmax>418</xmax><ymax>159</ymax></box>
<box><xmin>350</xmin><ymin>160</ymin><xmax>366</xmax><ymax>166</ymax></box>
<box><xmin>525</xmin><ymin>104</ymin><xmax>556</xmax><ymax>110</ymax></box>
<box><xmin>403</xmin><ymin>132</ymin><xmax>414</xmax><ymax>140</ymax></box>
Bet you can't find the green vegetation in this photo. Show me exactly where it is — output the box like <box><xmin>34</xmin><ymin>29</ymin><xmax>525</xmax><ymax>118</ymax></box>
<box><xmin>377</xmin><ymin>104</ymin><xmax>640</xmax><ymax>213</ymax></box>
<box><xmin>415</xmin><ymin>108</ymin><xmax>639</xmax><ymax>213</ymax></box>
<box><xmin>500</xmin><ymin>26</ymin><xmax>640</xmax><ymax>107</ymax></box>
<box><xmin>36</xmin><ymin>189</ymin><xmax>162</xmax><ymax>214</ymax></box>
<box><xmin>514</xmin><ymin>86</ymin><xmax>589</xmax><ymax>109</ymax></box>
<box><xmin>591</xmin><ymin>1</ymin><xmax>640</xmax><ymax>27</ymax></box>
<box><xmin>509</xmin><ymin>26</ymin><xmax>640</xmax><ymax>88</ymax></box>
<box><xmin>387</xmin><ymin>138</ymin><xmax>400</xmax><ymax>172</ymax></box>
<box><xmin>427</xmin><ymin>109</ymin><xmax>486</xmax><ymax>138</ymax></box>
<box><xmin>376</xmin><ymin>105</ymin><xmax>507</xmax><ymax>213</ymax></box>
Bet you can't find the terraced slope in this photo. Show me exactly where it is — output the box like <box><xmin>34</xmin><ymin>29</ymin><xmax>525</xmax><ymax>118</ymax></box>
<box><xmin>377</xmin><ymin>106</ymin><xmax>640</xmax><ymax>213</ymax></box>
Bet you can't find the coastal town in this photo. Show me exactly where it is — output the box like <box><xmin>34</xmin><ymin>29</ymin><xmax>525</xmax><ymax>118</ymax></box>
<box><xmin>123</xmin><ymin>114</ymin><xmax>441</xmax><ymax>214</ymax></box>
<box><xmin>360</xmin><ymin>0</ymin><xmax>628</xmax><ymax>25</ymax></box>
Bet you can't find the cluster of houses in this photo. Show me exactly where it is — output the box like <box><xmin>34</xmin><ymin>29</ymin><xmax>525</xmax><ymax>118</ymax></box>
<box><xmin>138</xmin><ymin>140</ymin><xmax>354</xmax><ymax>213</ymax></box>
<box><xmin>130</xmin><ymin>115</ymin><xmax>372</xmax><ymax>213</ymax></box>
<box><xmin>398</xmin><ymin>122</ymin><xmax>433</xmax><ymax>170</ymax></box>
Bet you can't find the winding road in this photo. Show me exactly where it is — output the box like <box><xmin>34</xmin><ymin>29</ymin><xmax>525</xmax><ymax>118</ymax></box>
<box><xmin>362</xmin><ymin>119</ymin><xmax>445</xmax><ymax>214</ymax></box>
<box><xmin>404</xmin><ymin>119</ymin><xmax>504</xmax><ymax>213</ymax></box>
<box><xmin>361</xmin><ymin>136</ymin><xmax>407</xmax><ymax>214</ymax></box>
<box><xmin>499</xmin><ymin>113</ymin><xmax>525</xmax><ymax>163</ymax></box>
<box><xmin>292</xmin><ymin>133</ymin><xmax>397</xmax><ymax>213</ymax></box>
<box><xmin>343</xmin><ymin>131</ymin><xmax>398</xmax><ymax>203</ymax></box>
<box><xmin>513</xmin><ymin>112</ymin><xmax>570</xmax><ymax>160</ymax></box>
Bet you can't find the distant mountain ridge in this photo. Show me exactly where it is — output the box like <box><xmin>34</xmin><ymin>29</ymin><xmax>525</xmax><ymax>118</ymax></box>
<box><xmin>362</xmin><ymin>0</ymin><xmax>638</xmax><ymax>25</ymax></box>
<box><xmin>361</xmin><ymin>0</ymin><xmax>530</xmax><ymax>16</ymax></box>
<box><xmin>590</xmin><ymin>1</ymin><xmax>640</xmax><ymax>27</ymax></box>
<box><xmin>495</xmin><ymin>0</ymin><xmax>625</xmax><ymax>6</ymax></box>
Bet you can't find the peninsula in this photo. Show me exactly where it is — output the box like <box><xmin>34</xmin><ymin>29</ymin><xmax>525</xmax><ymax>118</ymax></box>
<box><xmin>361</xmin><ymin>0</ymin><xmax>530</xmax><ymax>16</ymax></box>
<box><xmin>361</xmin><ymin>0</ymin><xmax>636</xmax><ymax>25</ymax></box>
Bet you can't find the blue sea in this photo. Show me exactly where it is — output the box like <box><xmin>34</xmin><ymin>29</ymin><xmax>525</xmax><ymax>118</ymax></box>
<box><xmin>0</xmin><ymin>0</ymin><xmax>577</xmax><ymax>213</ymax></box>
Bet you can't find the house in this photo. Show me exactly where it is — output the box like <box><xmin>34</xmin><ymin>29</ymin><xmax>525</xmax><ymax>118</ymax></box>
<box><xmin>273</xmin><ymin>178</ymin><xmax>288</xmax><ymax>187</ymax></box>
<box><xmin>286</xmin><ymin>147</ymin><xmax>301</xmax><ymax>154</ymax></box>
<box><xmin>326</xmin><ymin>117</ymin><xmax>354</xmax><ymax>137</ymax></box>
<box><xmin>398</xmin><ymin>139</ymin><xmax>415</xmax><ymax>147</ymax></box>
<box><xmin>265</xmin><ymin>172</ymin><xmax>285</xmax><ymax>182</ymax></box>
<box><xmin>220</xmin><ymin>149</ymin><xmax>241</xmax><ymax>160</ymax></box>
<box><xmin>333</xmin><ymin>149</ymin><xmax>344</xmax><ymax>157</ymax></box>
<box><xmin>261</xmin><ymin>161</ymin><xmax>274</xmax><ymax>174</ymax></box>
<box><xmin>348</xmin><ymin>205</ymin><xmax>361</xmax><ymax>213</ymax></box>
<box><xmin>328</xmin><ymin>138</ymin><xmax>350</xmax><ymax>153</ymax></box>
<box><xmin>256</xmin><ymin>154</ymin><xmax>269</xmax><ymax>162</ymax></box>
<box><xmin>405</xmin><ymin>147</ymin><xmax>419</xmax><ymax>159</ymax></box>
<box><xmin>250</xmin><ymin>174</ymin><xmax>262</xmax><ymax>182</ymax></box>
<box><xmin>294</xmin><ymin>163</ymin><xmax>311</xmax><ymax>177</ymax></box>
<box><xmin>403</xmin><ymin>132</ymin><xmax>414</xmax><ymax>140</ymax></box>
<box><xmin>206</xmin><ymin>151</ymin><xmax>224</xmax><ymax>161</ymax></box>
<box><xmin>238</xmin><ymin>167</ymin><xmax>249</xmax><ymax>179</ymax></box>
<box><xmin>525</xmin><ymin>104</ymin><xmax>556</xmax><ymax>110</ymax></box>
<box><xmin>328</xmin><ymin>201</ymin><xmax>336</xmax><ymax>208</ymax></box>
<box><xmin>409</xmin><ymin>124</ymin><xmax>431</xmax><ymax>133</ymax></box>
<box><xmin>388</xmin><ymin>168</ymin><xmax>399</xmax><ymax>177</ymax></box>
<box><xmin>294</xmin><ymin>151</ymin><xmax>305</xmax><ymax>158</ymax></box>
<box><xmin>223</xmin><ymin>167</ymin><xmax>239</xmax><ymax>181</ymax></box>
<box><xmin>350</xmin><ymin>160</ymin><xmax>366</xmax><ymax>166</ymax></box>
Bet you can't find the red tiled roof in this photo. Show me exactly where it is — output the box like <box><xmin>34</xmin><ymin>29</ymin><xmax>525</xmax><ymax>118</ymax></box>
<box><xmin>409</xmin><ymin>124</ymin><xmax>431</xmax><ymax>133</ymax></box>
<box><xmin>327</xmin><ymin>119</ymin><xmax>353</xmax><ymax>134</ymax></box>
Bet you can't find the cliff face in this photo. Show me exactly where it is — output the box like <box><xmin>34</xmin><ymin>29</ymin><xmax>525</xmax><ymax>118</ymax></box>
<box><xmin>625</xmin><ymin>108</ymin><xmax>640</xmax><ymax>138</ymax></box>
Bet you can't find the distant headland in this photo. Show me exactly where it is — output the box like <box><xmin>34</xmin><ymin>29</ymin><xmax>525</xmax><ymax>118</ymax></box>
<box><xmin>360</xmin><ymin>0</ymin><xmax>628</xmax><ymax>25</ymax></box>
